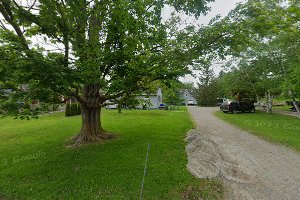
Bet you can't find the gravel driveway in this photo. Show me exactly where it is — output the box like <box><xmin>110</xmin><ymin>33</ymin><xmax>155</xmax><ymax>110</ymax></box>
<box><xmin>186</xmin><ymin>107</ymin><xmax>300</xmax><ymax>200</ymax></box>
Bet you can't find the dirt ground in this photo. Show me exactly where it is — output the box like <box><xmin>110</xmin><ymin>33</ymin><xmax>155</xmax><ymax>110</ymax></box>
<box><xmin>186</xmin><ymin>107</ymin><xmax>300</xmax><ymax>200</ymax></box>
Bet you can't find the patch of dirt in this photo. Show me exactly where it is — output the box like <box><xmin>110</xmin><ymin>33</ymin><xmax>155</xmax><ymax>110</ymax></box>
<box><xmin>186</xmin><ymin>107</ymin><xmax>300</xmax><ymax>200</ymax></box>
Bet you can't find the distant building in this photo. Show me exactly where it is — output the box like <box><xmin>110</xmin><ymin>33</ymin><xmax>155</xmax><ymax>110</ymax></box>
<box><xmin>180</xmin><ymin>89</ymin><xmax>197</xmax><ymax>106</ymax></box>
<box><xmin>135</xmin><ymin>88</ymin><xmax>163</xmax><ymax>109</ymax></box>
<box><xmin>107</xmin><ymin>88</ymin><xmax>163</xmax><ymax>109</ymax></box>
<box><xmin>0</xmin><ymin>89</ymin><xmax>12</xmax><ymax>97</ymax></box>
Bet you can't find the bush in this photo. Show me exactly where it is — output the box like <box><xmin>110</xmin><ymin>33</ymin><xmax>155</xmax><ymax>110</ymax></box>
<box><xmin>71</xmin><ymin>103</ymin><xmax>77</xmax><ymax>116</ymax></box>
<box><xmin>77</xmin><ymin>103</ymin><xmax>81</xmax><ymax>115</ymax></box>
<box><xmin>65</xmin><ymin>103</ymin><xmax>72</xmax><ymax>117</ymax></box>
<box><xmin>65</xmin><ymin>103</ymin><xmax>81</xmax><ymax>117</ymax></box>
<box><xmin>53</xmin><ymin>104</ymin><xmax>60</xmax><ymax>111</ymax></box>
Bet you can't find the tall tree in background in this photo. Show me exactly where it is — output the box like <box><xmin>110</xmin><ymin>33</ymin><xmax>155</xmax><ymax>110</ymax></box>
<box><xmin>195</xmin><ymin>64</ymin><xmax>220</xmax><ymax>106</ymax></box>
<box><xmin>0</xmin><ymin>0</ymin><xmax>214</xmax><ymax>144</ymax></box>
<box><xmin>196</xmin><ymin>0</ymin><xmax>300</xmax><ymax>114</ymax></box>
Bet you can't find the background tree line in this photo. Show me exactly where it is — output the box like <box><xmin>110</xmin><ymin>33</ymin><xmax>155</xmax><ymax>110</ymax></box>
<box><xmin>193</xmin><ymin>0</ymin><xmax>300</xmax><ymax>116</ymax></box>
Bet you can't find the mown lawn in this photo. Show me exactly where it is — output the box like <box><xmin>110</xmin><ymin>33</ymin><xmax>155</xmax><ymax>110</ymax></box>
<box><xmin>0</xmin><ymin>108</ymin><xmax>223</xmax><ymax>200</ymax></box>
<box><xmin>214</xmin><ymin>111</ymin><xmax>300</xmax><ymax>151</ymax></box>
<box><xmin>272</xmin><ymin>105</ymin><xmax>293</xmax><ymax>112</ymax></box>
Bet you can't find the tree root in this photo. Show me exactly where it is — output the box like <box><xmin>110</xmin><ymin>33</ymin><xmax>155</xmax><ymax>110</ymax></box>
<box><xmin>67</xmin><ymin>130</ymin><xmax>115</xmax><ymax>148</ymax></box>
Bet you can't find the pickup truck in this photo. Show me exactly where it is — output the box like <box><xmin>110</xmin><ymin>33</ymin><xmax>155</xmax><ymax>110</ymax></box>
<box><xmin>222</xmin><ymin>101</ymin><xmax>255</xmax><ymax>113</ymax></box>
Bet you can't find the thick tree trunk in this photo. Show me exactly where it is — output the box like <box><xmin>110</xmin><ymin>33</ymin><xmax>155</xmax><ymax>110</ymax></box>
<box><xmin>73</xmin><ymin>105</ymin><xmax>113</xmax><ymax>144</ymax></box>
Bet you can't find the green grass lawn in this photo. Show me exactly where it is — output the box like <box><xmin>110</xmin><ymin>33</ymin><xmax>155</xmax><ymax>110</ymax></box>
<box><xmin>214</xmin><ymin>111</ymin><xmax>300</xmax><ymax>151</ymax></box>
<box><xmin>0</xmin><ymin>108</ymin><xmax>222</xmax><ymax>200</ymax></box>
<box><xmin>272</xmin><ymin>105</ymin><xmax>293</xmax><ymax>112</ymax></box>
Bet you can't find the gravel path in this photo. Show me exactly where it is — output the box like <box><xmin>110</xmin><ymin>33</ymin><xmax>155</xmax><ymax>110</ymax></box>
<box><xmin>186</xmin><ymin>107</ymin><xmax>300</xmax><ymax>200</ymax></box>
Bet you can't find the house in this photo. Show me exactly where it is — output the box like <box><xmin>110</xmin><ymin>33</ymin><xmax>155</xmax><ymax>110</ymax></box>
<box><xmin>135</xmin><ymin>88</ymin><xmax>163</xmax><ymax>109</ymax></box>
<box><xmin>180</xmin><ymin>89</ymin><xmax>197</xmax><ymax>106</ymax></box>
<box><xmin>106</xmin><ymin>88</ymin><xmax>163</xmax><ymax>109</ymax></box>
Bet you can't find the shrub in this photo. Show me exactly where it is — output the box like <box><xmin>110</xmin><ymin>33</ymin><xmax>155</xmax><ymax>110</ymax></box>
<box><xmin>65</xmin><ymin>103</ymin><xmax>81</xmax><ymax>116</ymax></box>
<box><xmin>71</xmin><ymin>103</ymin><xmax>77</xmax><ymax>116</ymax></box>
<box><xmin>65</xmin><ymin>103</ymin><xmax>71</xmax><ymax>117</ymax></box>
<box><xmin>77</xmin><ymin>103</ymin><xmax>81</xmax><ymax>115</ymax></box>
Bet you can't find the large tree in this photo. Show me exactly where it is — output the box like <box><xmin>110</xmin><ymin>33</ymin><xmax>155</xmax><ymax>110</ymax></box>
<box><xmin>196</xmin><ymin>0</ymin><xmax>300</xmax><ymax>114</ymax></box>
<box><xmin>0</xmin><ymin>0</ymin><xmax>213</xmax><ymax>144</ymax></box>
<box><xmin>195</xmin><ymin>64</ymin><xmax>221</xmax><ymax>106</ymax></box>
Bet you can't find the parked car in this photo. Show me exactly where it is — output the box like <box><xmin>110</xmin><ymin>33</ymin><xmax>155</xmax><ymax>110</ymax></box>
<box><xmin>216</xmin><ymin>98</ymin><xmax>224</xmax><ymax>106</ymax></box>
<box><xmin>187</xmin><ymin>99</ymin><xmax>195</xmax><ymax>106</ymax></box>
<box><xmin>220</xmin><ymin>102</ymin><xmax>226</xmax><ymax>111</ymax></box>
<box><xmin>222</xmin><ymin>101</ymin><xmax>255</xmax><ymax>113</ymax></box>
<box><xmin>159</xmin><ymin>104</ymin><xmax>168</xmax><ymax>110</ymax></box>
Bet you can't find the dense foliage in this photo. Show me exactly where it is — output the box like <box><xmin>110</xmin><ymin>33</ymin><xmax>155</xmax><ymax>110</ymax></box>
<box><xmin>0</xmin><ymin>0</ymin><xmax>214</xmax><ymax>142</ymax></box>
<box><xmin>195</xmin><ymin>65</ymin><xmax>221</xmax><ymax>106</ymax></box>
<box><xmin>197</xmin><ymin>0</ymin><xmax>300</xmax><ymax>114</ymax></box>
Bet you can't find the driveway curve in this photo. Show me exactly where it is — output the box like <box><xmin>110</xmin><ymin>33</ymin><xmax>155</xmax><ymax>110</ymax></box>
<box><xmin>186</xmin><ymin>107</ymin><xmax>300</xmax><ymax>200</ymax></box>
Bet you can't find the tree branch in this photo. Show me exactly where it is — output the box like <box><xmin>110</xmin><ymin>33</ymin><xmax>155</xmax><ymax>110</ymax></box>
<box><xmin>102</xmin><ymin>91</ymin><xmax>127</xmax><ymax>101</ymax></box>
<box><xmin>72</xmin><ymin>87</ymin><xmax>86</xmax><ymax>105</ymax></box>
<box><xmin>0</xmin><ymin>2</ymin><xmax>29</xmax><ymax>50</ymax></box>
<box><xmin>0</xmin><ymin>19</ymin><xmax>7</xmax><ymax>30</ymax></box>
<box><xmin>27</xmin><ymin>0</ymin><xmax>37</xmax><ymax>11</ymax></box>
<box><xmin>100</xmin><ymin>101</ymin><xmax>118</xmax><ymax>107</ymax></box>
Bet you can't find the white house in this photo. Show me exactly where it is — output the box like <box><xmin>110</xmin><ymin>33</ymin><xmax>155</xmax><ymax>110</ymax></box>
<box><xmin>135</xmin><ymin>88</ymin><xmax>163</xmax><ymax>109</ymax></box>
<box><xmin>106</xmin><ymin>88</ymin><xmax>163</xmax><ymax>109</ymax></box>
<box><xmin>180</xmin><ymin>89</ymin><xmax>197</xmax><ymax>106</ymax></box>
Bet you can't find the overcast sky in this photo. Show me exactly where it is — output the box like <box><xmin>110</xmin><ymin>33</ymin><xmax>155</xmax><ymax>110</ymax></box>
<box><xmin>198</xmin><ymin>0</ymin><xmax>243</xmax><ymax>25</ymax></box>
<box><xmin>170</xmin><ymin>0</ymin><xmax>243</xmax><ymax>85</ymax></box>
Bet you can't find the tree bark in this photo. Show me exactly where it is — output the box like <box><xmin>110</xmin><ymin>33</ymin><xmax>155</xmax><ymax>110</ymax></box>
<box><xmin>266</xmin><ymin>92</ymin><xmax>273</xmax><ymax>113</ymax></box>
<box><xmin>73</xmin><ymin>105</ymin><xmax>113</xmax><ymax>144</ymax></box>
<box><xmin>292</xmin><ymin>100</ymin><xmax>300</xmax><ymax>118</ymax></box>
<box><xmin>288</xmin><ymin>90</ymin><xmax>300</xmax><ymax>119</ymax></box>
<box><xmin>256</xmin><ymin>95</ymin><xmax>261</xmax><ymax>106</ymax></box>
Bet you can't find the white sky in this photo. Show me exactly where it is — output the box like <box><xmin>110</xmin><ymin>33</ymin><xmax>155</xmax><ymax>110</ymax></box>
<box><xmin>167</xmin><ymin>0</ymin><xmax>243</xmax><ymax>85</ymax></box>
